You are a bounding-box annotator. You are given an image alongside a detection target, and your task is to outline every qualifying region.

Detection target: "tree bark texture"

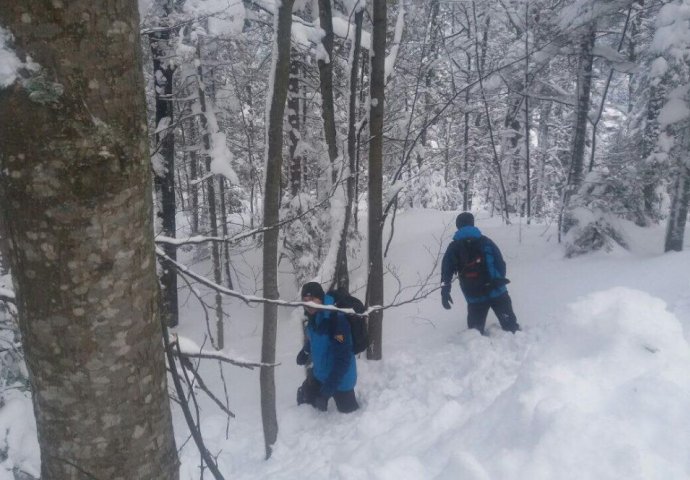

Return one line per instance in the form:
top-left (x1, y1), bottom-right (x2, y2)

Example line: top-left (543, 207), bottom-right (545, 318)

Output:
top-left (366, 0), bottom-right (387, 361)
top-left (0, 1), bottom-right (179, 479)
top-left (261, 0), bottom-right (295, 459)
top-left (149, 25), bottom-right (179, 328)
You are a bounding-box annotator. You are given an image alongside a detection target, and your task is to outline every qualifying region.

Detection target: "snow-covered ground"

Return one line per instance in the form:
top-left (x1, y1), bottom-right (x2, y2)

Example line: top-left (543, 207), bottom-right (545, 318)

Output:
top-left (2, 209), bottom-right (690, 480)
top-left (174, 210), bottom-right (690, 480)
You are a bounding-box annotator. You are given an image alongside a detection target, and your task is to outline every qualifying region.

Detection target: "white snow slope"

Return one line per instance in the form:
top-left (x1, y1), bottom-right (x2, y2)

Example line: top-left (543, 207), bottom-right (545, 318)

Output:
top-left (2, 209), bottom-right (690, 480)
top-left (173, 210), bottom-right (690, 480)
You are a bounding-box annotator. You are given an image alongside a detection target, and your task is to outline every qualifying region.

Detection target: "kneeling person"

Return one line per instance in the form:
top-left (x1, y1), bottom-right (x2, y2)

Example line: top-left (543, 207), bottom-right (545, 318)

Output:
top-left (296, 282), bottom-right (359, 413)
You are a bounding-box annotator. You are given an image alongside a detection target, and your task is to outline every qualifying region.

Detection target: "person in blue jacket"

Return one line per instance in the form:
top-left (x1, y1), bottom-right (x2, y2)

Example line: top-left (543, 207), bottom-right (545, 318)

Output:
top-left (296, 282), bottom-right (359, 413)
top-left (441, 212), bottom-right (520, 335)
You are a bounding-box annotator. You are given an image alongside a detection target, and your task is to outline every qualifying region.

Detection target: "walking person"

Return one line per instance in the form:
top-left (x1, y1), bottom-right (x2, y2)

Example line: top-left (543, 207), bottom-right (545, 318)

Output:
top-left (296, 282), bottom-right (359, 413)
top-left (441, 212), bottom-right (520, 335)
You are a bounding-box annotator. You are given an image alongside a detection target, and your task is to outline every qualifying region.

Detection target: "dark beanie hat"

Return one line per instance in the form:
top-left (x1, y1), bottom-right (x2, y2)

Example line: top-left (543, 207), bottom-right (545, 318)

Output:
top-left (301, 281), bottom-right (325, 301)
top-left (456, 212), bottom-right (475, 229)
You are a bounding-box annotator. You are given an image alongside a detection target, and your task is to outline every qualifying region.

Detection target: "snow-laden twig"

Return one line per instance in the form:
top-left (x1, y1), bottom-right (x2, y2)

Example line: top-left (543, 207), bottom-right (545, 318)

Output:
top-left (158, 241), bottom-right (445, 317)
top-left (174, 334), bottom-right (278, 369)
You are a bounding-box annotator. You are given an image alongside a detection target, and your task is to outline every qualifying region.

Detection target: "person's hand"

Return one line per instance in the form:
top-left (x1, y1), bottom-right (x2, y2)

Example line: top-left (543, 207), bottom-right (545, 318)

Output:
top-left (296, 349), bottom-right (310, 366)
top-left (441, 285), bottom-right (453, 310)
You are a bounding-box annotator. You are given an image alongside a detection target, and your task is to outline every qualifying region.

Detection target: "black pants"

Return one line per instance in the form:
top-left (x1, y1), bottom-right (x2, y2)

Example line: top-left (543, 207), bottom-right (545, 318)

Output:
top-left (467, 292), bottom-right (520, 335)
top-left (297, 370), bottom-right (359, 413)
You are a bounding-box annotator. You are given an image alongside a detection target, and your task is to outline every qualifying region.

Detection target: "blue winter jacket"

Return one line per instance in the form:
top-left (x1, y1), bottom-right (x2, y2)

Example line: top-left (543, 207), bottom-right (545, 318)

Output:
top-left (441, 226), bottom-right (508, 303)
top-left (304, 294), bottom-right (357, 397)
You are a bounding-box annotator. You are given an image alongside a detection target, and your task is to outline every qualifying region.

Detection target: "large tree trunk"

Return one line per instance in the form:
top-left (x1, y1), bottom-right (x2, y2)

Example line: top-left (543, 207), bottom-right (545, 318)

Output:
top-left (0, 1), bottom-right (179, 479)
top-left (366, 0), bottom-right (387, 361)
top-left (261, 0), bottom-right (295, 459)
top-left (149, 6), bottom-right (179, 328)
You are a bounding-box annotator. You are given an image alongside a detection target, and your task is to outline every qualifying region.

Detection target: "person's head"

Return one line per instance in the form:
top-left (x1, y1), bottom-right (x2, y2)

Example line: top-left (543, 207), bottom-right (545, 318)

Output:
top-left (301, 281), bottom-right (325, 315)
top-left (455, 212), bottom-right (475, 229)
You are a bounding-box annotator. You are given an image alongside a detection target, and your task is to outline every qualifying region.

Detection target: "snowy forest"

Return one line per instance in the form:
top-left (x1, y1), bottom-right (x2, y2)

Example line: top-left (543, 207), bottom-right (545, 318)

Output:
top-left (1, 0), bottom-right (690, 478)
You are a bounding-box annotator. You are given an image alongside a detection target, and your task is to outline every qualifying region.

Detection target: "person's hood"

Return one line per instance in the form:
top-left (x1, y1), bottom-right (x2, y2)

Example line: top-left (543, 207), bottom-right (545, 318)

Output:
top-left (453, 225), bottom-right (482, 241)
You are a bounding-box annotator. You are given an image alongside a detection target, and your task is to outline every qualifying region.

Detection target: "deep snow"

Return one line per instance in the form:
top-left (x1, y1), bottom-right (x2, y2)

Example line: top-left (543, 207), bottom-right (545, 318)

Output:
top-left (172, 210), bottom-right (690, 480)
top-left (2, 209), bottom-right (690, 480)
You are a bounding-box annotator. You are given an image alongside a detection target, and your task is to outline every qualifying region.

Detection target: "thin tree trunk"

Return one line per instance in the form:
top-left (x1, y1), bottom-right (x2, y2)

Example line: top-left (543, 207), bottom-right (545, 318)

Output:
top-left (261, 0), bottom-right (295, 459)
top-left (419, 0), bottom-right (441, 168)
top-left (366, 0), bottom-right (387, 361)
top-left (150, 21), bottom-right (179, 328)
top-left (0, 1), bottom-right (179, 478)
top-left (288, 48), bottom-right (302, 196)
top-left (664, 158), bottom-right (690, 252)
top-left (333, 7), bottom-right (365, 291)
top-left (245, 84), bottom-right (259, 229)
top-left (354, 48), bottom-right (369, 233)
top-left (472, 2), bottom-right (510, 223)
top-left (196, 42), bottom-right (225, 350)
top-left (318, 0), bottom-right (339, 179)
top-left (218, 177), bottom-right (233, 289)
top-left (317, 0), bottom-right (349, 289)
top-left (562, 22), bottom-right (596, 234)
top-left (189, 139), bottom-right (201, 234)
top-left (524, 2), bottom-right (531, 223)
top-left (534, 100), bottom-right (552, 217)
top-left (588, 8), bottom-right (631, 174)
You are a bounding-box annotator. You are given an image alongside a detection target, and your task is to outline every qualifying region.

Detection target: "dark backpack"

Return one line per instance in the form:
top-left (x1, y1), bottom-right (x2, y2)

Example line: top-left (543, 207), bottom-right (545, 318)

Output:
top-left (328, 289), bottom-right (369, 354)
top-left (457, 237), bottom-right (493, 296)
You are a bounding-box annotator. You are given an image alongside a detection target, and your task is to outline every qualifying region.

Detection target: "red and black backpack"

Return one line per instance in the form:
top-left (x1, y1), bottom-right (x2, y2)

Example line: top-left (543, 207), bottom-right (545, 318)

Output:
top-left (456, 237), bottom-right (492, 296)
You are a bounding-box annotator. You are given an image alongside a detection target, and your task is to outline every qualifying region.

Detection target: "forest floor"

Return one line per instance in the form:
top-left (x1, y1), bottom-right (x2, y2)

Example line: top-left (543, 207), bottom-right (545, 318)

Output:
top-left (173, 209), bottom-right (690, 480)
top-left (2, 209), bottom-right (689, 479)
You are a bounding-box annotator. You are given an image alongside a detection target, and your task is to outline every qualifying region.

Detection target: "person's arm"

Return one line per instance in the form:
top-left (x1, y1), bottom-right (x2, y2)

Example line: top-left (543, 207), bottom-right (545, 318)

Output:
top-left (320, 314), bottom-right (352, 398)
top-left (296, 339), bottom-right (311, 365)
top-left (441, 242), bottom-right (457, 286)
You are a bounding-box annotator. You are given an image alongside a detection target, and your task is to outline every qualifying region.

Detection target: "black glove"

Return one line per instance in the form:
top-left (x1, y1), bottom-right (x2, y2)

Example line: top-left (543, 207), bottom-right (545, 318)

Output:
top-left (296, 348), bottom-right (310, 366)
top-left (314, 395), bottom-right (328, 412)
top-left (441, 285), bottom-right (453, 310)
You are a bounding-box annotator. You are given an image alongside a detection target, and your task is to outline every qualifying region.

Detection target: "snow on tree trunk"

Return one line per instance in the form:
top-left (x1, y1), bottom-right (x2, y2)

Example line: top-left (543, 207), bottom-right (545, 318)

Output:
top-left (0, 1), bottom-right (179, 478)
top-left (261, 0), bottom-right (294, 459)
